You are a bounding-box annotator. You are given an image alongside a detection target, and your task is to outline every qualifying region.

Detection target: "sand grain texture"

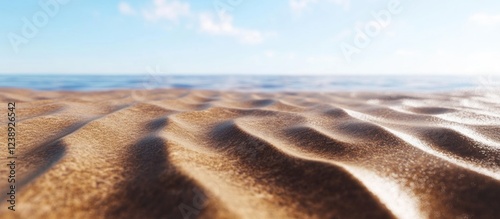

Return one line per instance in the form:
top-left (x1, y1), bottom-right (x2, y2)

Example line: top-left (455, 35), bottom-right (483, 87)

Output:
top-left (0, 88), bottom-right (499, 219)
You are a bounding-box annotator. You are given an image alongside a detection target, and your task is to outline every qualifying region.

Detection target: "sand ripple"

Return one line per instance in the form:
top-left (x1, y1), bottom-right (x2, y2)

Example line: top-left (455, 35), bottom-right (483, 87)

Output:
top-left (0, 88), bottom-right (499, 219)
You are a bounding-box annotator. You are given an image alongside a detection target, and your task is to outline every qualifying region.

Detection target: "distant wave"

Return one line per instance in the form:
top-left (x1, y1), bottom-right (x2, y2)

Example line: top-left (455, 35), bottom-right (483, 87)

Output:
top-left (0, 75), bottom-right (497, 92)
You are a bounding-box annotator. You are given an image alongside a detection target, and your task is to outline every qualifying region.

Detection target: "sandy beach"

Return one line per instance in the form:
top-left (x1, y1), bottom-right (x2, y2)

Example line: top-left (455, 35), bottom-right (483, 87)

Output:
top-left (0, 88), bottom-right (499, 219)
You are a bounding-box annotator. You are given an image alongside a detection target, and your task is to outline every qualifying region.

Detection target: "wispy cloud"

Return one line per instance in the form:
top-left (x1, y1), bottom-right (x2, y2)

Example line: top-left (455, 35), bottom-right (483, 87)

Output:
top-left (290, 0), bottom-right (350, 13)
top-left (469, 13), bottom-right (500, 26)
top-left (118, 2), bottom-right (136, 16)
top-left (199, 13), bottom-right (265, 44)
top-left (118, 1), bottom-right (266, 44)
top-left (142, 0), bottom-right (191, 22)
top-left (290, 0), bottom-right (318, 13)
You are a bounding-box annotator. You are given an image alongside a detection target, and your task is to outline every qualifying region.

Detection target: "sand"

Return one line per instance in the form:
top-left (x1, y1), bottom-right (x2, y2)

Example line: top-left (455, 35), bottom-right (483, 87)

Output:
top-left (0, 88), bottom-right (499, 219)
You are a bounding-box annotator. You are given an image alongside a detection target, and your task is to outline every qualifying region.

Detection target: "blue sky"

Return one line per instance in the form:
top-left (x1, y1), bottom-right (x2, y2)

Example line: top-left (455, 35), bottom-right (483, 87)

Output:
top-left (1, 0), bottom-right (499, 75)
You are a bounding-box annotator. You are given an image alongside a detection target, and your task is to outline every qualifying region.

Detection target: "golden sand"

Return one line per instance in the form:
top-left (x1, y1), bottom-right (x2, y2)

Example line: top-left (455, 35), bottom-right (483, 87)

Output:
top-left (0, 88), bottom-right (499, 218)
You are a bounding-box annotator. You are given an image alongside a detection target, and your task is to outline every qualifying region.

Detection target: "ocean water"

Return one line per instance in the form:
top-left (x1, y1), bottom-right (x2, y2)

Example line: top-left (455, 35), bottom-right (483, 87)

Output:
top-left (0, 74), bottom-right (497, 92)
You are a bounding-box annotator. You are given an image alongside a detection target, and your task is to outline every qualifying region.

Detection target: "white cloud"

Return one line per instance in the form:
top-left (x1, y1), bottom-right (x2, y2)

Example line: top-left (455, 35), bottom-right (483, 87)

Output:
top-left (290, 0), bottom-right (318, 13)
top-left (199, 13), bottom-right (264, 44)
top-left (142, 0), bottom-right (190, 22)
top-left (118, 0), bottom-right (267, 45)
top-left (290, 0), bottom-right (350, 13)
top-left (118, 2), bottom-right (136, 16)
top-left (469, 13), bottom-right (500, 26)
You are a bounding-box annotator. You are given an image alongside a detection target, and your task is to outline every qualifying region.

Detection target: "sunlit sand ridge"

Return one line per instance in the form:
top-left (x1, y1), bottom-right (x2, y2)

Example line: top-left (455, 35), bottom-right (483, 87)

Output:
top-left (0, 88), bottom-right (499, 219)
